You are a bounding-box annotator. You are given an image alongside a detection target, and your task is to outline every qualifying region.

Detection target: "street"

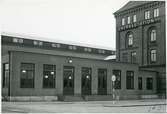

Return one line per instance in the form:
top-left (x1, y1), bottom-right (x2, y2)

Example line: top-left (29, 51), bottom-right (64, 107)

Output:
top-left (2, 99), bottom-right (166, 113)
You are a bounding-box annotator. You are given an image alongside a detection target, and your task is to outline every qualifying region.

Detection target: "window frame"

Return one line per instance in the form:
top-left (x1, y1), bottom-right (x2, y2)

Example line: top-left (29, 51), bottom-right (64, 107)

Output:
top-left (145, 11), bottom-right (150, 19)
top-left (122, 52), bottom-right (128, 62)
top-left (122, 18), bottom-right (125, 26)
top-left (127, 16), bottom-right (131, 24)
top-left (150, 49), bottom-right (157, 63)
top-left (154, 8), bottom-right (159, 17)
top-left (2, 63), bottom-right (9, 88)
top-left (113, 70), bottom-right (121, 89)
top-left (98, 68), bottom-right (107, 89)
top-left (138, 77), bottom-right (142, 90)
top-left (146, 77), bottom-right (153, 90)
top-left (126, 71), bottom-right (134, 89)
top-left (131, 51), bottom-right (137, 63)
top-left (43, 64), bottom-right (56, 88)
top-left (127, 33), bottom-right (133, 47)
top-left (133, 15), bottom-right (137, 22)
top-left (150, 29), bottom-right (156, 42)
top-left (20, 63), bottom-right (35, 88)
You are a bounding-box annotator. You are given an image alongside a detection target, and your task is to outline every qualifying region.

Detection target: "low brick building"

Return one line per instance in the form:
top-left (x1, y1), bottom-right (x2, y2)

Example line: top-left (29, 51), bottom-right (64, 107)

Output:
top-left (2, 34), bottom-right (157, 101)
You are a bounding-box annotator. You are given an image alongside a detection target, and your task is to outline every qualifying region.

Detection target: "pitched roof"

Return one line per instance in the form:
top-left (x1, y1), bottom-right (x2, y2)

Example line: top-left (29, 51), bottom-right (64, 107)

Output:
top-left (114, 1), bottom-right (152, 14)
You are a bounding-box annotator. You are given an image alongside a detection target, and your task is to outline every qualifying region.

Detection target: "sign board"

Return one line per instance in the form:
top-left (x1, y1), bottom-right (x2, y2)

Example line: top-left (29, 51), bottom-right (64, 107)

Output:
top-left (111, 75), bottom-right (116, 82)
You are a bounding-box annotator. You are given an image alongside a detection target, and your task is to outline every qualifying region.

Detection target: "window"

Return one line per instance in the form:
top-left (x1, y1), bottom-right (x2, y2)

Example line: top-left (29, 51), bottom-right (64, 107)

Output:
top-left (151, 49), bottom-right (157, 62)
top-left (20, 63), bottom-right (35, 88)
top-left (122, 18), bottom-right (125, 25)
top-left (43, 64), bottom-right (56, 88)
top-left (133, 15), bottom-right (137, 22)
top-left (13, 38), bottom-right (23, 43)
top-left (127, 16), bottom-right (131, 24)
top-left (98, 69), bottom-right (107, 89)
top-left (84, 48), bottom-right (92, 52)
top-left (154, 8), bottom-right (159, 17)
top-left (69, 45), bottom-right (77, 50)
top-left (146, 77), bottom-right (153, 90)
top-left (122, 52), bottom-right (128, 62)
top-left (128, 34), bottom-right (133, 46)
top-left (3, 63), bottom-right (9, 88)
top-left (113, 70), bottom-right (121, 89)
top-left (33, 41), bottom-right (43, 46)
top-left (145, 11), bottom-right (150, 19)
top-left (138, 77), bottom-right (142, 90)
top-left (126, 71), bottom-right (134, 89)
top-left (51, 43), bottom-right (61, 48)
top-left (81, 67), bottom-right (92, 95)
top-left (131, 51), bottom-right (137, 63)
top-left (150, 29), bottom-right (156, 42)
top-left (98, 49), bottom-right (105, 54)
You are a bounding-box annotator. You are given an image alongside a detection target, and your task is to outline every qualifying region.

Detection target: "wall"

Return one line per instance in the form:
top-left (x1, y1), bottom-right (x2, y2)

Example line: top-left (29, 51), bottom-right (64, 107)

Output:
top-left (8, 51), bottom-right (157, 97)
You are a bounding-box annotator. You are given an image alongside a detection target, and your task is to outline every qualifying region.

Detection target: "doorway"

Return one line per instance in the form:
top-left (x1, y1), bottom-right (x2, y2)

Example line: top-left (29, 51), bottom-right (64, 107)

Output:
top-left (63, 66), bottom-right (74, 95)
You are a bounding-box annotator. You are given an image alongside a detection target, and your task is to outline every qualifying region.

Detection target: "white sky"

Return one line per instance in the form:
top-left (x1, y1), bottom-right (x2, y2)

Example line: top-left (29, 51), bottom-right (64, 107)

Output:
top-left (1, 0), bottom-right (129, 50)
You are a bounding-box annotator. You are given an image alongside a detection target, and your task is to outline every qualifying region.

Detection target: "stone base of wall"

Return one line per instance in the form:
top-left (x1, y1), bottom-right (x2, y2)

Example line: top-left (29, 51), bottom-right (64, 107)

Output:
top-left (2, 94), bottom-right (164, 102)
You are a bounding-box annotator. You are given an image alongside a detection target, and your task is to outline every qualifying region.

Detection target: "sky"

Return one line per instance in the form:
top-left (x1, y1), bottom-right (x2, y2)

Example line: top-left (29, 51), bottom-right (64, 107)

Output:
top-left (1, 0), bottom-right (129, 50)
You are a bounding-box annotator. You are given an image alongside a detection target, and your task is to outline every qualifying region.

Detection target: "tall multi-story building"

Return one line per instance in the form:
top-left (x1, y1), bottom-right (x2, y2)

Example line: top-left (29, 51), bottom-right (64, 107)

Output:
top-left (114, 1), bottom-right (166, 94)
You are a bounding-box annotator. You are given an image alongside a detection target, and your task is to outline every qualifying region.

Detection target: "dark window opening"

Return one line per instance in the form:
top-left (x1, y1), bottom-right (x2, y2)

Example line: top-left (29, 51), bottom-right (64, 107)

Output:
top-left (138, 77), bottom-right (142, 90)
top-left (131, 51), bottom-right (137, 63)
top-left (113, 70), bottom-right (121, 89)
top-left (147, 78), bottom-right (153, 90)
top-left (122, 52), bottom-right (128, 62)
top-left (3, 63), bottom-right (9, 88)
top-left (126, 71), bottom-right (134, 89)
top-left (43, 64), bottom-right (56, 88)
top-left (98, 69), bottom-right (107, 89)
top-left (20, 63), bottom-right (35, 88)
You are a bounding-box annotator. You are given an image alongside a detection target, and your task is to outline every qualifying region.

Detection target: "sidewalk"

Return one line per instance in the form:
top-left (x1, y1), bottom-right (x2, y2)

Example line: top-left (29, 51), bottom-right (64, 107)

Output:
top-left (2, 99), bottom-right (166, 113)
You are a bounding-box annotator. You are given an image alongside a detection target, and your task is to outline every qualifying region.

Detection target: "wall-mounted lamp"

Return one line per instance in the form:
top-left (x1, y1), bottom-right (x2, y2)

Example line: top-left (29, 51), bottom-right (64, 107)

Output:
top-left (68, 58), bottom-right (73, 63)
top-left (22, 70), bottom-right (26, 73)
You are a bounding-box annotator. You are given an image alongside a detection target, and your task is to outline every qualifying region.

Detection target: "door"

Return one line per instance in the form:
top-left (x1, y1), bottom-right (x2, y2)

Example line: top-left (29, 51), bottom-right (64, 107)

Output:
top-left (63, 66), bottom-right (74, 95)
top-left (81, 67), bottom-right (92, 95)
top-left (98, 69), bottom-right (107, 95)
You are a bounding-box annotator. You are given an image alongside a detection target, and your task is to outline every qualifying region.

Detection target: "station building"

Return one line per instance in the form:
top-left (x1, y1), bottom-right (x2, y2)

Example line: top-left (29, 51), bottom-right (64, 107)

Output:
top-left (1, 1), bottom-right (165, 101)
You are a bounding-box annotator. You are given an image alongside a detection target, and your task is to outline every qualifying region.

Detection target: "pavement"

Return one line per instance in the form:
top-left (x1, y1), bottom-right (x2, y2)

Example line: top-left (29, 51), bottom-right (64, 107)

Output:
top-left (2, 99), bottom-right (166, 113)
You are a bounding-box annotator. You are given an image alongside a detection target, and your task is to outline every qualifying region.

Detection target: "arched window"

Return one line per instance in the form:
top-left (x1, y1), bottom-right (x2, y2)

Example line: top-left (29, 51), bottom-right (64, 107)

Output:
top-left (150, 29), bottom-right (156, 42)
top-left (126, 32), bottom-right (133, 47)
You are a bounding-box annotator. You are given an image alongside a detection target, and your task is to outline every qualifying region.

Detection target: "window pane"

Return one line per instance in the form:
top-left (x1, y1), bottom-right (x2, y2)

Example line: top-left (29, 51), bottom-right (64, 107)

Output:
top-left (43, 64), bottom-right (56, 88)
top-left (98, 69), bottom-right (107, 89)
top-left (127, 34), bottom-right (133, 47)
top-left (113, 70), bottom-right (121, 89)
top-left (3, 63), bottom-right (9, 88)
top-left (122, 18), bottom-right (125, 25)
top-left (147, 78), bottom-right (153, 90)
top-left (127, 16), bottom-right (130, 24)
top-left (151, 50), bottom-right (157, 62)
top-left (138, 77), bottom-right (142, 90)
top-left (133, 15), bottom-right (136, 22)
top-left (131, 52), bottom-right (137, 63)
top-left (151, 30), bottom-right (156, 41)
top-left (126, 71), bottom-right (134, 89)
top-left (122, 53), bottom-right (128, 62)
top-left (20, 63), bottom-right (35, 88)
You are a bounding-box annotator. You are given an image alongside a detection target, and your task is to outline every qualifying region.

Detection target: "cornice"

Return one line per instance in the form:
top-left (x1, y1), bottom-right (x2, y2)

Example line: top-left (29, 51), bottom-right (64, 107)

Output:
top-left (114, 1), bottom-right (165, 18)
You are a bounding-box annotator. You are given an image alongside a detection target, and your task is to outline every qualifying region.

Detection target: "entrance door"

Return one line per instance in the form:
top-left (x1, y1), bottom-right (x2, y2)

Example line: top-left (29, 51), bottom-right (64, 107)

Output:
top-left (98, 69), bottom-right (107, 95)
top-left (81, 67), bottom-right (92, 95)
top-left (63, 66), bottom-right (74, 95)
